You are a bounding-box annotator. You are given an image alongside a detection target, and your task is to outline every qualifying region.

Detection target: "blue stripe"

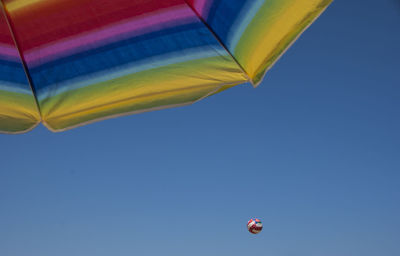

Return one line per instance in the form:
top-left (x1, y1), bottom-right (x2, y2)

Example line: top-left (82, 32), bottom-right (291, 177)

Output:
top-left (30, 22), bottom-right (222, 91)
top-left (0, 59), bottom-right (30, 91)
top-left (206, 0), bottom-right (248, 45)
top-left (36, 46), bottom-right (227, 101)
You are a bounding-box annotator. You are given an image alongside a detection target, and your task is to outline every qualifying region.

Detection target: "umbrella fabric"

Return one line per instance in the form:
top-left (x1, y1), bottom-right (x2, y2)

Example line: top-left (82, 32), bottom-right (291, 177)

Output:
top-left (0, 0), bottom-right (331, 133)
top-left (0, 8), bottom-right (39, 133)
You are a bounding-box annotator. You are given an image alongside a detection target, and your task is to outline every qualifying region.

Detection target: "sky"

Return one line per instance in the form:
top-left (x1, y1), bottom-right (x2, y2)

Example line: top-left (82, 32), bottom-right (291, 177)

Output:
top-left (1, 0), bottom-right (399, 255)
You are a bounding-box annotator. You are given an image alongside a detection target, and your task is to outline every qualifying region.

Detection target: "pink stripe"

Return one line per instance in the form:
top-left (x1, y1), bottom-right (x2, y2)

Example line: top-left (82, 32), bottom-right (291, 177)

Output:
top-left (193, 0), bottom-right (213, 17)
top-left (0, 43), bottom-right (19, 60)
top-left (194, 0), bottom-right (207, 15)
top-left (24, 6), bottom-right (196, 67)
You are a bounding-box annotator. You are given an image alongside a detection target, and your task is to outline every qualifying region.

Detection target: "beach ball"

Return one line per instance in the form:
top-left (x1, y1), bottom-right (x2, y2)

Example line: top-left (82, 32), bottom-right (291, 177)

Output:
top-left (247, 218), bottom-right (263, 234)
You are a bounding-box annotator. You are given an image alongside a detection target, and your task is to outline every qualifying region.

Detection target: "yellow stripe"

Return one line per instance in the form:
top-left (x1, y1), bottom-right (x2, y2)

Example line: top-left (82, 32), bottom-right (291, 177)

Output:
top-left (235, 0), bottom-right (332, 83)
top-left (0, 90), bottom-right (40, 133)
top-left (40, 56), bottom-right (247, 130)
top-left (44, 83), bottom-right (228, 131)
top-left (250, 0), bottom-right (330, 76)
top-left (0, 90), bottom-right (40, 120)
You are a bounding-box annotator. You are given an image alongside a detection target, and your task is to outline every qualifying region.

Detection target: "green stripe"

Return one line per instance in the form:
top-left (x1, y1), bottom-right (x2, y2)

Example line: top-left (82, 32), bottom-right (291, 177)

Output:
top-left (0, 89), bottom-right (39, 133)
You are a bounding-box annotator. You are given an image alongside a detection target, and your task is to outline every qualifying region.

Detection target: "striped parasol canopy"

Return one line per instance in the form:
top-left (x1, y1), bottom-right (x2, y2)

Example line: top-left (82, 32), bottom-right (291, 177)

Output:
top-left (0, 0), bottom-right (332, 133)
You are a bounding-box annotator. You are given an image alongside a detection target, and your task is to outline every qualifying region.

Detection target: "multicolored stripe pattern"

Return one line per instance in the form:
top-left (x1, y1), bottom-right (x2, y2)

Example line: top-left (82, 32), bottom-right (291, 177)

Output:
top-left (187, 0), bottom-right (332, 85)
top-left (3, 0), bottom-right (248, 131)
top-left (0, 0), bottom-right (331, 133)
top-left (0, 5), bottom-right (39, 133)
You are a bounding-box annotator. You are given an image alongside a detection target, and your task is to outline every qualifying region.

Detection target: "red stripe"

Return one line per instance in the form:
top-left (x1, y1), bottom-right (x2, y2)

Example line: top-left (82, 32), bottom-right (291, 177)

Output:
top-left (0, 12), bottom-right (14, 45)
top-left (6, 0), bottom-right (186, 51)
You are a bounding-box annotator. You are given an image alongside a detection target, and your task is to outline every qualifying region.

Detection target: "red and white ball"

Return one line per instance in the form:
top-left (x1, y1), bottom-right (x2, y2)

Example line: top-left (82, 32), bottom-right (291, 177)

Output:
top-left (247, 218), bottom-right (263, 234)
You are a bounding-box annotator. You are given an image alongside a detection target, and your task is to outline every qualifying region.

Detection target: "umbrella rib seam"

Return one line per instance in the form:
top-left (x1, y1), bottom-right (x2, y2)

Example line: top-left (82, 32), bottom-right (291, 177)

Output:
top-left (0, 0), bottom-right (43, 122)
top-left (183, 0), bottom-right (253, 85)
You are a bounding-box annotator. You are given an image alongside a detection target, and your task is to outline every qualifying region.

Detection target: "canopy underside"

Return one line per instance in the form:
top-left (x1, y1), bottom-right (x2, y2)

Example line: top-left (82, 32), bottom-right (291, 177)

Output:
top-left (0, 0), bottom-right (332, 133)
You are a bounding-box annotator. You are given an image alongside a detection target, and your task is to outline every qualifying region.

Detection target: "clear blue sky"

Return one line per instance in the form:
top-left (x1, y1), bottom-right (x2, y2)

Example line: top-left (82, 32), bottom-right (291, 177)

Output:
top-left (1, 1), bottom-right (399, 255)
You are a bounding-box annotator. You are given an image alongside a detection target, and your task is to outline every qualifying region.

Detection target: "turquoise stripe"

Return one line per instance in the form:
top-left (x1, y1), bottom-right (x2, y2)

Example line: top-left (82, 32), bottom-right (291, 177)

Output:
top-left (37, 46), bottom-right (229, 101)
top-left (0, 81), bottom-right (32, 95)
top-left (226, 0), bottom-right (265, 51)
